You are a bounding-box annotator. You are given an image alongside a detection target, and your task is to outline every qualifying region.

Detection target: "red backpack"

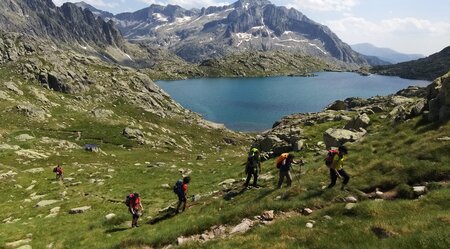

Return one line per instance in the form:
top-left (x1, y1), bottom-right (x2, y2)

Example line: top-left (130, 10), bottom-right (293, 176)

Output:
top-left (276, 153), bottom-right (289, 169)
top-left (324, 149), bottom-right (338, 167)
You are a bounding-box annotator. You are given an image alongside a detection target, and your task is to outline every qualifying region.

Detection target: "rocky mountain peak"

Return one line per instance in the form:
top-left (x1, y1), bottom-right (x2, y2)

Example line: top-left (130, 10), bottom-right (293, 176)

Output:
top-left (0, 0), bottom-right (124, 49)
top-left (233, 0), bottom-right (272, 8)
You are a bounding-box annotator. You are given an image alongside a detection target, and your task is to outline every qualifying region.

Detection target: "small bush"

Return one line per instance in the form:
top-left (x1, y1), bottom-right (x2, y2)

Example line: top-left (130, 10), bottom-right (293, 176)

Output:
top-left (396, 184), bottom-right (413, 199)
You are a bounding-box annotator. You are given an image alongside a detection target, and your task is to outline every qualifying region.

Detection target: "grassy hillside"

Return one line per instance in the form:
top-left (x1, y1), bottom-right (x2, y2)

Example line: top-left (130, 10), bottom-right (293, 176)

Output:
top-left (1, 70), bottom-right (449, 248)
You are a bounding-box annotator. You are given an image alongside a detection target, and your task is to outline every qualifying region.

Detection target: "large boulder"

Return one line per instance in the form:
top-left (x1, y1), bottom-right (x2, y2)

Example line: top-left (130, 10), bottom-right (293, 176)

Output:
top-left (326, 100), bottom-right (347, 111)
top-left (123, 127), bottom-right (144, 139)
top-left (323, 128), bottom-right (367, 149)
top-left (426, 71), bottom-right (450, 122)
top-left (344, 113), bottom-right (370, 130)
top-left (16, 104), bottom-right (47, 121)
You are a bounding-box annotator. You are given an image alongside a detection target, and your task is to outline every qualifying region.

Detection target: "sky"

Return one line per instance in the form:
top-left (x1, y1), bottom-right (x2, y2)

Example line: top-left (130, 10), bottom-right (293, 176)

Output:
top-left (53, 0), bottom-right (450, 56)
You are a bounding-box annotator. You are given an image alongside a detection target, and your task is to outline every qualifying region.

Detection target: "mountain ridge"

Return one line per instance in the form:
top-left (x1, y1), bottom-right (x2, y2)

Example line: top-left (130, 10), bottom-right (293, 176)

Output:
top-left (351, 43), bottom-right (424, 64)
top-left (76, 0), bottom-right (368, 65)
top-left (371, 46), bottom-right (450, 80)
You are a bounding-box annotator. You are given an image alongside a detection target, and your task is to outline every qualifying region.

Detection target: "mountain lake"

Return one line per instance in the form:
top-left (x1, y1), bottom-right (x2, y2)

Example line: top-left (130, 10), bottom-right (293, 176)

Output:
top-left (157, 72), bottom-right (430, 132)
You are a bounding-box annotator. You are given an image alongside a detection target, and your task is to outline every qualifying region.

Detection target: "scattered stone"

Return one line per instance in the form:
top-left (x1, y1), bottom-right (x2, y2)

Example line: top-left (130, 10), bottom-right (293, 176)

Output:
top-left (16, 104), bottom-right (47, 121)
top-left (345, 203), bottom-right (357, 210)
top-left (412, 186), bottom-right (427, 196)
top-left (46, 207), bottom-right (61, 218)
top-left (23, 167), bottom-right (44, 174)
top-left (262, 210), bottom-right (274, 221)
top-left (230, 218), bottom-right (253, 234)
top-left (323, 215), bottom-right (332, 220)
top-left (259, 173), bottom-right (274, 181)
top-left (92, 108), bottom-right (114, 118)
top-left (26, 185), bottom-right (35, 191)
top-left (326, 100), bottom-right (347, 111)
top-left (302, 208), bottom-right (313, 215)
top-left (123, 127), bottom-right (144, 139)
top-left (306, 222), bottom-right (314, 228)
top-left (30, 192), bottom-right (46, 200)
top-left (0, 144), bottom-right (20, 150)
top-left (344, 196), bottom-right (358, 203)
top-left (0, 90), bottom-right (13, 101)
top-left (69, 206), bottom-right (91, 214)
top-left (16, 245), bottom-right (32, 249)
top-left (196, 155), bottom-right (205, 160)
top-left (218, 179), bottom-right (236, 185)
top-left (344, 113), bottom-right (370, 130)
top-left (5, 238), bottom-right (32, 248)
top-left (161, 184), bottom-right (171, 189)
top-left (5, 81), bottom-right (24, 95)
top-left (0, 170), bottom-right (17, 179)
top-left (323, 128), bottom-right (367, 148)
top-left (15, 134), bottom-right (35, 141)
top-left (35, 200), bottom-right (59, 208)
top-left (105, 213), bottom-right (116, 220)
top-left (15, 149), bottom-right (48, 159)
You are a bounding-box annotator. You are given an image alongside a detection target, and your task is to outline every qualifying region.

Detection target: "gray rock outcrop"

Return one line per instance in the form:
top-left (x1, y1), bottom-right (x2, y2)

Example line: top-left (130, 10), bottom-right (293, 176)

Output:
top-left (344, 113), bottom-right (370, 130)
top-left (426, 71), bottom-right (450, 122)
top-left (323, 128), bottom-right (367, 149)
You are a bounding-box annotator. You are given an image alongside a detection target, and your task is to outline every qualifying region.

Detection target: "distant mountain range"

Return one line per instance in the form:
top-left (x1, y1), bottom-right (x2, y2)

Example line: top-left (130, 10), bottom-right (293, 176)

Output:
top-left (75, 0), bottom-right (367, 64)
top-left (371, 46), bottom-right (450, 80)
top-left (351, 43), bottom-right (424, 64)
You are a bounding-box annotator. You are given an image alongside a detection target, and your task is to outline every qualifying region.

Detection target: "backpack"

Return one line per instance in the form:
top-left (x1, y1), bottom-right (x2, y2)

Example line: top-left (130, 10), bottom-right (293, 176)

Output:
top-left (325, 149), bottom-right (338, 167)
top-left (276, 153), bottom-right (289, 169)
top-left (173, 179), bottom-right (183, 194)
top-left (53, 167), bottom-right (57, 173)
top-left (125, 193), bottom-right (135, 207)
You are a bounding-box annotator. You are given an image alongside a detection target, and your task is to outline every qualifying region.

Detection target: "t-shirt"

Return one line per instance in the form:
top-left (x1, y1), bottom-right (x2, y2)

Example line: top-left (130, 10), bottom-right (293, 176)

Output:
top-left (279, 159), bottom-right (292, 172)
top-left (333, 154), bottom-right (345, 170)
top-left (132, 197), bottom-right (141, 209)
top-left (247, 155), bottom-right (260, 168)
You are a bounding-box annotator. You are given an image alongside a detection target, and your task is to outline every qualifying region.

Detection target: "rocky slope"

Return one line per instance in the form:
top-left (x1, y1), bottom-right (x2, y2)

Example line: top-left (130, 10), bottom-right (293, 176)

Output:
top-left (371, 46), bottom-right (450, 80)
top-left (0, 0), bottom-right (124, 49)
top-left (251, 79), bottom-right (449, 158)
top-left (81, 0), bottom-right (368, 65)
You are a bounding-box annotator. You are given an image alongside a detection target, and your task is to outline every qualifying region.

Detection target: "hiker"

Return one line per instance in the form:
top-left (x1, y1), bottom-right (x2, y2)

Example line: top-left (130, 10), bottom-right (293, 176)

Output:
top-left (174, 176), bottom-right (190, 214)
top-left (277, 153), bottom-right (303, 188)
top-left (53, 165), bottom-right (64, 181)
top-left (327, 146), bottom-right (350, 190)
top-left (244, 148), bottom-right (261, 188)
top-left (126, 192), bottom-right (143, 228)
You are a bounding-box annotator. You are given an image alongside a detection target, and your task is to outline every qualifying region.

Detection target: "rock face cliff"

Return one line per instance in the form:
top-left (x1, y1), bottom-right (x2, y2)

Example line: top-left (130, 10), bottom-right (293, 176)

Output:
top-left (426, 71), bottom-right (450, 122)
top-left (0, 0), bottom-right (124, 49)
top-left (87, 0), bottom-right (366, 64)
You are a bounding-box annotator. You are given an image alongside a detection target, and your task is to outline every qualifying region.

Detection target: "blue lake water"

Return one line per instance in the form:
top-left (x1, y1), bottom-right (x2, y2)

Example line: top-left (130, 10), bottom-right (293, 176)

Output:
top-left (157, 72), bottom-right (429, 132)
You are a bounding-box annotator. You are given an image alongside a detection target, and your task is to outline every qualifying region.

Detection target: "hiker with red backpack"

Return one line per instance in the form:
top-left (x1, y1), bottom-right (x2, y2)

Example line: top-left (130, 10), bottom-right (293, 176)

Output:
top-left (174, 176), bottom-right (190, 214)
top-left (125, 192), bottom-right (144, 228)
top-left (244, 148), bottom-right (262, 189)
top-left (325, 146), bottom-right (350, 190)
top-left (276, 153), bottom-right (303, 188)
top-left (53, 165), bottom-right (64, 181)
